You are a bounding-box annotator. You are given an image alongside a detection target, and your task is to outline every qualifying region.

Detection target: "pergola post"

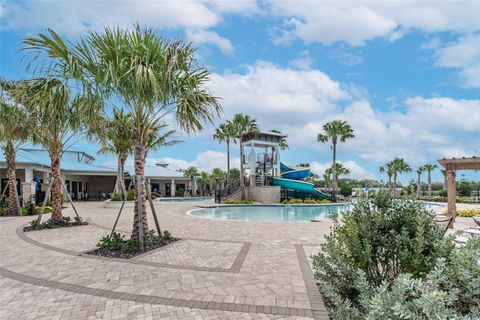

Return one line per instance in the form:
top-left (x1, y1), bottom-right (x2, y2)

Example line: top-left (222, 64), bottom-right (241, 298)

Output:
top-left (446, 168), bottom-right (456, 228)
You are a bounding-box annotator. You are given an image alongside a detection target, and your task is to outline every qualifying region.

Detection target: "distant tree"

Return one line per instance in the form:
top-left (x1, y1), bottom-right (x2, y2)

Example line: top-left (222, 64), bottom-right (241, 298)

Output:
top-left (441, 169), bottom-right (447, 189)
top-left (214, 122), bottom-right (236, 185)
top-left (457, 181), bottom-right (472, 197)
top-left (0, 83), bottom-right (31, 215)
top-left (228, 167), bottom-right (240, 182)
top-left (183, 166), bottom-right (199, 195)
top-left (416, 166), bottom-right (424, 197)
top-left (210, 168), bottom-right (226, 190)
top-left (379, 162), bottom-right (394, 190)
top-left (270, 129), bottom-right (288, 150)
top-left (423, 163), bottom-right (437, 196)
top-left (317, 120), bottom-right (354, 198)
top-left (228, 114), bottom-right (259, 199)
top-left (93, 108), bottom-right (133, 198)
top-left (197, 171), bottom-right (210, 196)
top-left (391, 158), bottom-right (412, 197)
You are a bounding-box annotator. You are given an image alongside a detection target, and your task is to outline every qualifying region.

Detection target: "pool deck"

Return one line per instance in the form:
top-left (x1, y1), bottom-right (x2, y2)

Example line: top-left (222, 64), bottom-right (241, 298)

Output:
top-left (0, 201), bottom-right (478, 320)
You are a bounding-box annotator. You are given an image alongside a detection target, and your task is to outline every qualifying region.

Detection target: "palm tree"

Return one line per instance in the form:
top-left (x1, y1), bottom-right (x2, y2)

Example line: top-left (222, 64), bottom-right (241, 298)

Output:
top-left (391, 158), bottom-right (412, 197)
top-left (183, 166), bottom-right (199, 196)
top-left (210, 168), bottom-right (226, 191)
top-left (197, 171), bottom-right (210, 196)
top-left (228, 113), bottom-right (259, 199)
top-left (270, 129), bottom-right (288, 150)
top-left (441, 169), bottom-right (447, 189)
top-left (0, 86), bottom-right (31, 215)
top-left (423, 163), bottom-right (437, 196)
top-left (92, 108), bottom-right (133, 198)
top-left (4, 78), bottom-right (99, 222)
top-left (416, 166), bottom-right (424, 197)
top-left (317, 120), bottom-right (354, 197)
top-left (325, 163), bottom-right (351, 183)
top-left (323, 172), bottom-right (331, 190)
top-left (24, 25), bottom-right (221, 240)
top-left (214, 122), bottom-right (235, 186)
top-left (379, 162), bottom-right (395, 190)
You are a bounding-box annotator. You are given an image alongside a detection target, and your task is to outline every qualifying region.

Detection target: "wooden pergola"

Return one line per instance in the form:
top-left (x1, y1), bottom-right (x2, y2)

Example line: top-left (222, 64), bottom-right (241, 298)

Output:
top-left (437, 156), bottom-right (480, 227)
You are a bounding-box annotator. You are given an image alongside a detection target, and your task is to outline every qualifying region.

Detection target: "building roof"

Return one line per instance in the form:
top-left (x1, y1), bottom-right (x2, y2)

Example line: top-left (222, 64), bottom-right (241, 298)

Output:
top-left (0, 149), bottom-right (117, 176)
top-left (438, 156), bottom-right (480, 170)
top-left (0, 148), bottom-right (188, 179)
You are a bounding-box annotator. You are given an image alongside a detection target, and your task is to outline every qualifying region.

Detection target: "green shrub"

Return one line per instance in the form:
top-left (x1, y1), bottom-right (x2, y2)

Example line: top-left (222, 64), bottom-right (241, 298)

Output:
top-left (97, 232), bottom-right (125, 250)
top-left (127, 189), bottom-right (134, 201)
top-left (110, 193), bottom-right (121, 201)
top-left (438, 189), bottom-right (448, 197)
top-left (322, 238), bottom-right (480, 319)
top-left (162, 230), bottom-right (172, 240)
top-left (176, 188), bottom-right (185, 197)
top-left (224, 199), bottom-right (253, 204)
top-left (312, 192), bottom-right (456, 319)
top-left (339, 183), bottom-right (353, 197)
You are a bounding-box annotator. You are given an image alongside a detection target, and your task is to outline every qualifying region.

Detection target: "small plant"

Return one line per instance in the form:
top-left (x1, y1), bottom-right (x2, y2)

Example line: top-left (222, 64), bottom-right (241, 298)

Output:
top-left (122, 239), bottom-right (140, 253)
top-left (127, 189), bottom-right (134, 201)
top-left (29, 219), bottom-right (38, 228)
top-left (443, 208), bottom-right (480, 217)
top-left (97, 232), bottom-right (125, 250)
top-left (163, 230), bottom-right (172, 240)
top-left (224, 199), bottom-right (254, 204)
top-left (74, 216), bottom-right (83, 224)
top-left (110, 193), bottom-right (121, 201)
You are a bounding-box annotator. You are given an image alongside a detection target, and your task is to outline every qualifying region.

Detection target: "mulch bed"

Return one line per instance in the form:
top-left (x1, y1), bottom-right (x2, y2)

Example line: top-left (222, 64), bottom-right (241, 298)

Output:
top-left (87, 236), bottom-right (179, 259)
top-left (23, 221), bottom-right (89, 232)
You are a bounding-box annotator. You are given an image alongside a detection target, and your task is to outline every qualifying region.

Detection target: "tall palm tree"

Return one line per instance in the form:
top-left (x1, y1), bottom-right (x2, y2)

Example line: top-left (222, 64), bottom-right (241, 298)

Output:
top-left (213, 122), bottom-right (235, 186)
top-left (391, 158), bottom-right (412, 197)
top-left (416, 166), bottom-right (424, 197)
top-left (0, 86), bottom-right (31, 215)
top-left (423, 163), bottom-right (437, 196)
top-left (228, 113), bottom-right (259, 199)
top-left (92, 108), bottom-right (133, 198)
top-left (24, 25), bottom-right (221, 240)
top-left (317, 120), bottom-right (354, 197)
top-left (323, 172), bottom-right (331, 190)
top-left (379, 162), bottom-right (395, 190)
top-left (441, 169), bottom-right (447, 189)
top-left (183, 166), bottom-right (199, 196)
top-left (4, 78), bottom-right (99, 222)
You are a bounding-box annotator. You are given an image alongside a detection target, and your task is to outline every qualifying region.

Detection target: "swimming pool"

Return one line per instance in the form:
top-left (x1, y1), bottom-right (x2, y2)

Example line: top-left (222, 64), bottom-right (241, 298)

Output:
top-left (188, 202), bottom-right (445, 222)
top-left (159, 197), bottom-right (213, 203)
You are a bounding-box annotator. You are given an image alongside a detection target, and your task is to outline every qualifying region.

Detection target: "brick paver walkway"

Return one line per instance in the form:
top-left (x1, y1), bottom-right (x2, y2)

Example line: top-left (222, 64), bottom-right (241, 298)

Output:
top-left (2, 201), bottom-right (474, 319)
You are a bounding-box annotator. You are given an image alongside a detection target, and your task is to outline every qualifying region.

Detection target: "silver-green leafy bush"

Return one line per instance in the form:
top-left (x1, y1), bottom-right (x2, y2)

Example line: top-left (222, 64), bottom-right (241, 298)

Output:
top-left (312, 191), bottom-right (479, 319)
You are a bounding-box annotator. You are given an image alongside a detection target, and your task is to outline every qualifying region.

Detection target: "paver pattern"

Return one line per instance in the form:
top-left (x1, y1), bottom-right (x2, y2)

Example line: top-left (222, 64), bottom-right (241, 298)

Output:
top-left (0, 201), bottom-right (476, 319)
top-left (134, 239), bottom-right (244, 269)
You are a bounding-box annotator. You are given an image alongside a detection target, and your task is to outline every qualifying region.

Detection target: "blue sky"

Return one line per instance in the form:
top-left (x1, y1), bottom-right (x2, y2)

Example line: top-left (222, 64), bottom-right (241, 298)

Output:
top-left (1, 0), bottom-right (479, 184)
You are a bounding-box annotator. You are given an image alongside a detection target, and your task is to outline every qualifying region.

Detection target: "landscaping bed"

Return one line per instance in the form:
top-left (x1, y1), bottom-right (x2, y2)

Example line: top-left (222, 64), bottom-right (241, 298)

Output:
top-left (87, 231), bottom-right (178, 259)
top-left (23, 216), bottom-right (88, 232)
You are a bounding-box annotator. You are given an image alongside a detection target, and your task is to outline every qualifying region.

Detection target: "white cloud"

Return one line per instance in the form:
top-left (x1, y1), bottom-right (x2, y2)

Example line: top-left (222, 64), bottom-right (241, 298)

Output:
top-left (187, 29), bottom-right (234, 54)
top-left (118, 150), bottom-right (240, 174)
top-left (310, 160), bottom-right (375, 180)
top-left (433, 34), bottom-right (480, 88)
top-left (209, 61), bottom-right (350, 128)
top-left (209, 62), bottom-right (480, 166)
top-left (267, 1), bottom-right (480, 46)
top-left (1, 1), bottom-right (220, 36)
top-left (290, 50), bottom-right (313, 70)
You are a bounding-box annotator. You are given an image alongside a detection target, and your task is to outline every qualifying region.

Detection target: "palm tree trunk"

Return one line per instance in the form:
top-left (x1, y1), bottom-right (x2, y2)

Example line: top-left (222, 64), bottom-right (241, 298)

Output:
top-left (226, 139), bottom-right (230, 186)
top-left (417, 173), bottom-right (421, 197)
top-left (388, 175), bottom-right (392, 190)
top-left (50, 151), bottom-right (63, 222)
top-left (114, 152), bottom-right (126, 197)
top-left (131, 138), bottom-right (148, 241)
top-left (393, 173), bottom-right (397, 197)
top-left (332, 142), bottom-right (337, 197)
top-left (239, 136), bottom-right (245, 200)
top-left (5, 143), bottom-right (19, 215)
top-left (427, 171), bottom-right (432, 196)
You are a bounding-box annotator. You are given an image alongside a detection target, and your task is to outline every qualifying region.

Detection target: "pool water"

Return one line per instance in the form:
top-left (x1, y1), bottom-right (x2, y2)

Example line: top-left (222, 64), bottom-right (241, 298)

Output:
top-left (159, 197), bottom-right (213, 203)
top-left (189, 203), bottom-right (445, 222)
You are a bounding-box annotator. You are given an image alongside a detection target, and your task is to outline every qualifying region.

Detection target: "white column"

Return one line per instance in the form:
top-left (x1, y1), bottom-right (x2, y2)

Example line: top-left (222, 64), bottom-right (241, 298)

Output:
top-left (249, 142), bottom-right (256, 186)
top-left (171, 179), bottom-right (176, 197)
top-left (24, 168), bottom-right (33, 183)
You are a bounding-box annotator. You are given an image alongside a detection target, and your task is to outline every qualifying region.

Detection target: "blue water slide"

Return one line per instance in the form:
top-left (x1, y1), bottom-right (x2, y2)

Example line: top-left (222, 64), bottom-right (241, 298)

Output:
top-left (273, 163), bottom-right (332, 200)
